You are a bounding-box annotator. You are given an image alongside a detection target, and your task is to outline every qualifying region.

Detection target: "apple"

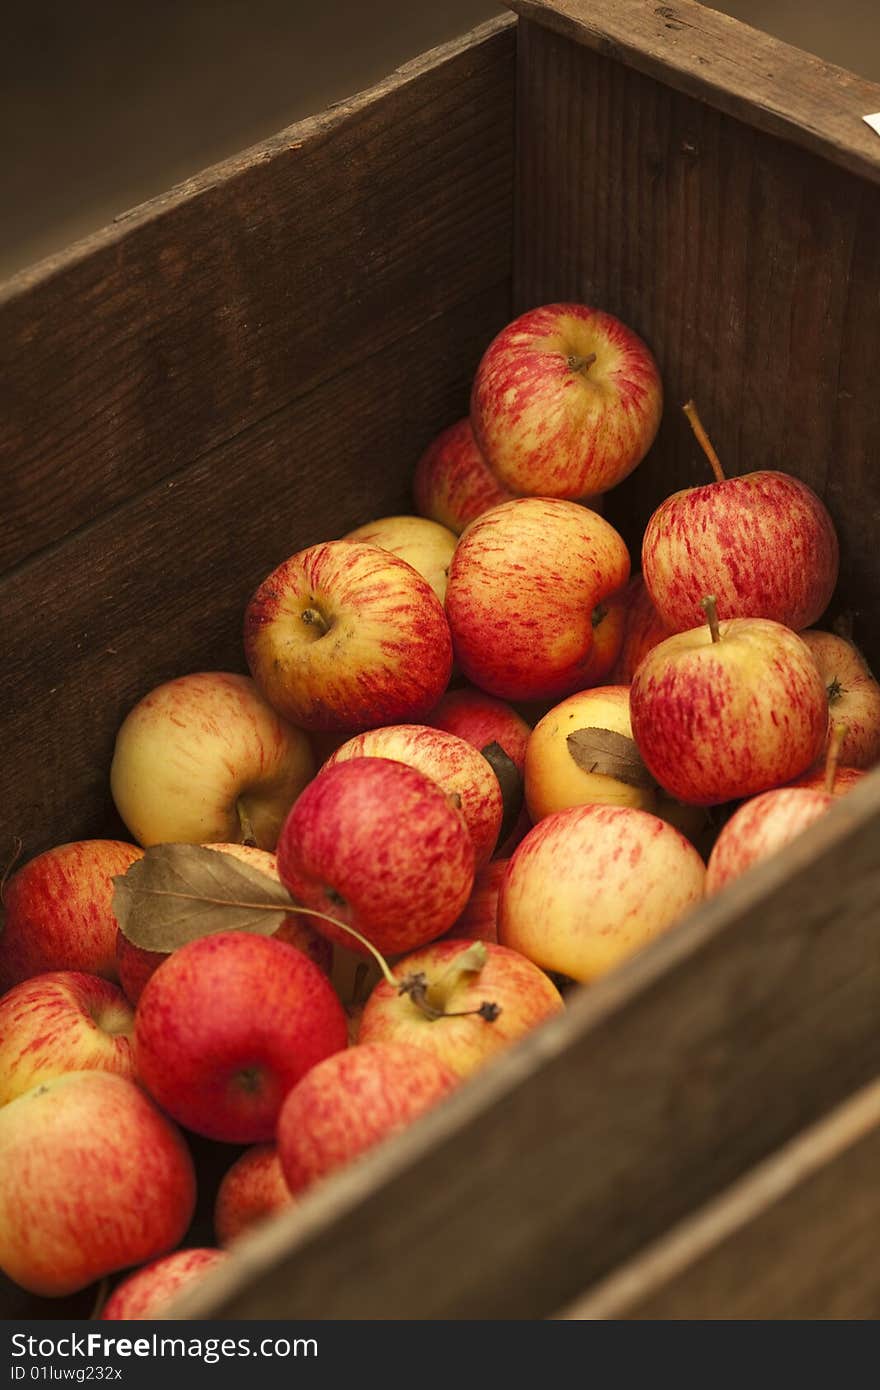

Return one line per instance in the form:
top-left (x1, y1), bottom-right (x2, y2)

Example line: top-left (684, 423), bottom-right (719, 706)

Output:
top-left (444, 858), bottom-right (509, 943)
top-left (413, 418), bottom-right (518, 534)
top-left (323, 725), bottom-right (502, 870)
top-left (426, 686), bottom-right (531, 769)
top-left (470, 303), bottom-right (662, 497)
top-left (0, 840), bottom-right (142, 992)
top-left (101, 1248), bottom-right (229, 1320)
top-left (630, 602), bottom-right (828, 805)
top-left (425, 686), bottom-right (532, 856)
top-left (110, 672), bottom-right (314, 851)
top-left (610, 574), bottom-right (672, 683)
top-left (445, 497), bottom-right (630, 701)
top-left (359, 939), bottom-right (563, 1078)
top-left (0, 1071), bottom-right (195, 1296)
top-left (0, 972), bottom-right (135, 1105)
top-left (134, 931), bottom-right (348, 1143)
top-left (498, 804), bottom-right (705, 983)
top-left (341, 515), bottom-right (457, 603)
top-left (115, 842), bottom-right (332, 1005)
top-left (578, 589), bottom-right (629, 686)
top-left (706, 787), bottom-right (834, 895)
top-left (799, 629), bottom-right (880, 769)
top-left (525, 685), bottom-right (658, 822)
top-left (642, 402), bottom-right (839, 632)
top-left (277, 1041), bottom-right (458, 1194)
top-left (276, 757), bottom-right (475, 957)
top-left (413, 418), bottom-right (605, 534)
top-left (214, 1144), bottom-right (295, 1246)
top-left (243, 541), bottom-right (452, 732)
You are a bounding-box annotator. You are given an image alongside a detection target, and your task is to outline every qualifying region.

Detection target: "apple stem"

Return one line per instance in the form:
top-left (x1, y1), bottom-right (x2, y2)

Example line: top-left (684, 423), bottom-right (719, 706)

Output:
top-left (683, 400), bottom-right (726, 484)
top-left (701, 595), bottom-right (721, 643)
top-left (398, 972), bottom-right (501, 1023)
top-left (281, 905), bottom-right (399, 987)
top-left (0, 835), bottom-right (22, 905)
top-left (567, 352), bottom-right (597, 374)
top-left (236, 801), bottom-right (258, 848)
top-left (89, 1276), bottom-right (110, 1320)
top-left (824, 722), bottom-right (847, 795)
top-left (301, 607), bottom-right (329, 635)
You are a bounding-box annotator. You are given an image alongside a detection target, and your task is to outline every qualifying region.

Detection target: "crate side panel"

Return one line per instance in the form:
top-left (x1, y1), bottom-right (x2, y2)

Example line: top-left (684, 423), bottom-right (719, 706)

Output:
top-left (566, 1079), bottom-right (880, 1319)
top-left (516, 21), bottom-right (880, 662)
top-left (1, 284), bottom-right (509, 861)
top-left (0, 19), bottom-right (514, 574)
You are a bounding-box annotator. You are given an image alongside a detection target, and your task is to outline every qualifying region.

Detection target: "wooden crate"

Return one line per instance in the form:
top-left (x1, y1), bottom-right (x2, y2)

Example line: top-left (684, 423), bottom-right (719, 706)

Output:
top-left (2, 0), bottom-right (880, 1319)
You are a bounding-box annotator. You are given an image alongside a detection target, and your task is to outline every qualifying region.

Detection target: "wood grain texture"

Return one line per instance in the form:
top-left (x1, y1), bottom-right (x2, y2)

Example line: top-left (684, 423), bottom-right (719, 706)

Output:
top-left (507, 0), bottom-right (880, 183)
top-left (0, 16), bottom-right (514, 573)
top-left (564, 1078), bottom-right (880, 1318)
top-left (167, 771), bottom-right (880, 1319)
top-left (1, 285), bottom-right (509, 862)
top-left (515, 18), bottom-right (880, 665)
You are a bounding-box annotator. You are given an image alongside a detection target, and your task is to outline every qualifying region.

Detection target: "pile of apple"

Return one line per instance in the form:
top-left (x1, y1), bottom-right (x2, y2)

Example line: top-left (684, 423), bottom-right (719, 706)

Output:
top-left (2, 302), bottom-right (879, 1319)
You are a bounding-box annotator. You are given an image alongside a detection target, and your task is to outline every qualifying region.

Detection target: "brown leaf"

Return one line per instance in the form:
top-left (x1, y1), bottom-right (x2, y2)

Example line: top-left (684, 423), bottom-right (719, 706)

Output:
top-left (480, 741), bottom-right (524, 848)
top-left (112, 843), bottom-right (295, 953)
top-left (566, 727), bottom-right (655, 790)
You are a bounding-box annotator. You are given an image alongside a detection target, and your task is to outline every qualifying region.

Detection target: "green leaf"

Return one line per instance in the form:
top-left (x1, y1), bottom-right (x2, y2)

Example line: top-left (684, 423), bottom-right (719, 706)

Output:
top-left (480, 740), bottom-right (524, 848)
top-left (566, 727), bottom-right (655, 790)
top-left (112, 844), bottom-right (295, 953)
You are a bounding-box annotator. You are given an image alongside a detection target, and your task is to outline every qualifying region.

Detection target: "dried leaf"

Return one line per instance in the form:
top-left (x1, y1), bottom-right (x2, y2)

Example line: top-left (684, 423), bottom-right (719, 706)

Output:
top-left (113, 843), bottom-right (295, 953)
top-left (480, 741), bottom-right (524, 847)
top-left (566, 727), bottom-right (655, 790)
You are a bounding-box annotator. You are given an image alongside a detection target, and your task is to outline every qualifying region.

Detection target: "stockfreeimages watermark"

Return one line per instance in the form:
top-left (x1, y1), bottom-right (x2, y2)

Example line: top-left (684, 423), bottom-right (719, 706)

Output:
top-left (10, 1332), bottom-right (316, 1370)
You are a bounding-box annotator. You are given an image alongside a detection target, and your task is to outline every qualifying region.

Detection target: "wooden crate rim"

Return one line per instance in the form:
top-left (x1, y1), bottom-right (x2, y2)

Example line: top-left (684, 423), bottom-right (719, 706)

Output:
top-left (509, 0), bottom-right (880, 184)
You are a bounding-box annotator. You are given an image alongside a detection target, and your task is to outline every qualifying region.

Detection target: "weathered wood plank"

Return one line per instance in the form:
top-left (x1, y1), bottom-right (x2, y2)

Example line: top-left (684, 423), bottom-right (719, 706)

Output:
top-left (1, 284), bottom-right (510, 861)
top-left (168, 772), bottom-right (880, 1319)
top-left (564, 1078), bottom-right (880, 1319)
top-left (507, 0), bottom-right (880, 183)
top-left (0, 17), bottom-right (514, 574)
top-left (515, 18), bottom-right (880, 666)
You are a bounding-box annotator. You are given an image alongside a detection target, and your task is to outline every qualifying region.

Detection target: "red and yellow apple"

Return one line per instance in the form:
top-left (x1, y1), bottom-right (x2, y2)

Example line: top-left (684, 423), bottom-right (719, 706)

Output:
top-left (610, 574), bottom-right (672, 683)
top-left (413, 418), bottom-right (517, 534)
top-left (341, 515), bottom-right (457, 603)
top-left (244, 541), bottom-right (452, 732)
top-left (444, 858), bottom-right (509, 943)
top-left (525, 685), bottom-right (657, 821)
top-left (470, 303), bottom-right (662, 497)
top-left (0, 1071), bottom-right (195, 1296)
top-left (706, 787), bottom-right (834, 894)
top-left (0, 972), bottom-right (135, 1105)
top-left (276, 757), bottom-right (475, 957)
top-left (323, 724), bottom-right (502, 870)
top-left (642, 404), bottom-right (838, 632)
top-left (630, 609), bottom-right (828, 805)
top-left (800, 628), bottom-right (880, 769)
top-left (277, 1041), bottom-right (458, 1193)
top-left (0, 839), bottom-right (142, 992)
top-left (101, 1248), bottom-right (229, 1319)
top-left (445, 497), bottom-right (630, 701)
top-left (214, 1144), bottom-right (295, 1246)
top-left (110, 672), bottom-right (314, 851)
top-left (425, 685), bottom-right (532, 855)
top-left (134, 931), bottom-right (348, 1143)
top-left (498, 804), bottom-right (706, 983)
top-left (360, 939), bottom-right (563, 1077)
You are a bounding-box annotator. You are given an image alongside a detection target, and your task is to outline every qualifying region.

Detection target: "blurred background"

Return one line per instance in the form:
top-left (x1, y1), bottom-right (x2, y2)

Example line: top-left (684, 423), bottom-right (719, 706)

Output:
top-left (3, 0), bottom-right (880, 281)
